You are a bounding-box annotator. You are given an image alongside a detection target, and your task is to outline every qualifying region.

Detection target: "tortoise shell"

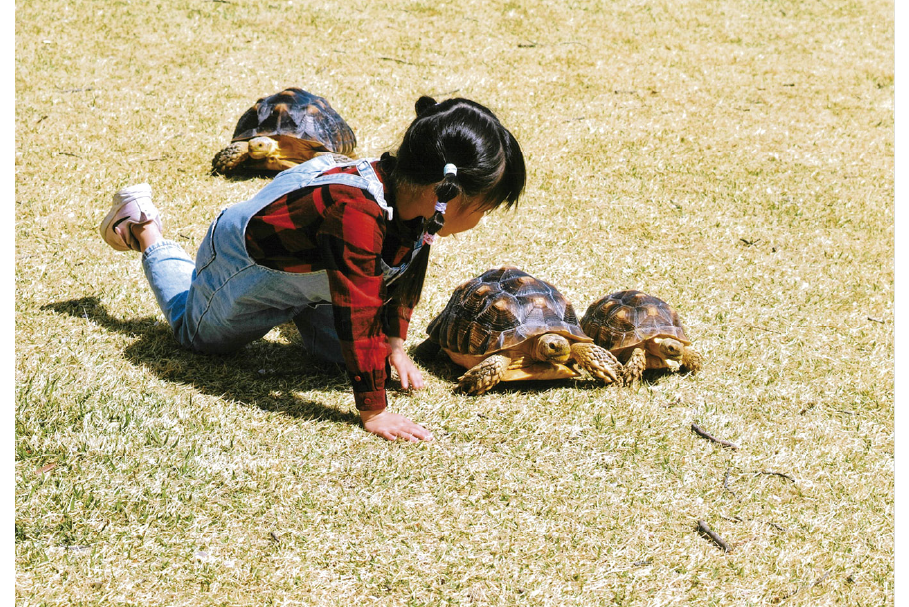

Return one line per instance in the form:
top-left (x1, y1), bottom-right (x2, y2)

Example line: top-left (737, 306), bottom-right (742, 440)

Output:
top-left (426, 266), bottom-right (590, 356)
top-left (580, 290), bottom-right (690, 354)
top-left (229, 87), bottom-right (356, 155)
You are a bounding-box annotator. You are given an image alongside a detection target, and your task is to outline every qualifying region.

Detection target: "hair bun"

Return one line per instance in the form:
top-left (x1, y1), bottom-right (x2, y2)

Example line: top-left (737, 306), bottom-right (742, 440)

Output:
top-left (415, 96), bottom-right (438, 116)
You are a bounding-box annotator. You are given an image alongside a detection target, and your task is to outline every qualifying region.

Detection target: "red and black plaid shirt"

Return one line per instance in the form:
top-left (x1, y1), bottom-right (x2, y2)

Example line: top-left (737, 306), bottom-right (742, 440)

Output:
top-left (245, 162), bottom-right (423, 411)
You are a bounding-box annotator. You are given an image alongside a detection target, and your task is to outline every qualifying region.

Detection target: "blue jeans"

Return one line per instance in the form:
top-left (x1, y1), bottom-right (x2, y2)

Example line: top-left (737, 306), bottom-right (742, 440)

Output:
top-left (142, 239), bottom-right (344, 363)
top-left (139, 155), bottom-right (395, 363)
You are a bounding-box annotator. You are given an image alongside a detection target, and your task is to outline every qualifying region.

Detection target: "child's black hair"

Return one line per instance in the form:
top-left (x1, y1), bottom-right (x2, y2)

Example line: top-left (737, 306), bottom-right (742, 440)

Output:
top-left (380, 96), bottom-right (526, 310)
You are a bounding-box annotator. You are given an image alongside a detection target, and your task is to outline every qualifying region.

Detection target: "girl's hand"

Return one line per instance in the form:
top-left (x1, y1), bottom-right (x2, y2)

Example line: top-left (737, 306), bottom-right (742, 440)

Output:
top-left (386, 337), bottom-right (424, 390)
top-left (360, 409), bottom-right (434, 442)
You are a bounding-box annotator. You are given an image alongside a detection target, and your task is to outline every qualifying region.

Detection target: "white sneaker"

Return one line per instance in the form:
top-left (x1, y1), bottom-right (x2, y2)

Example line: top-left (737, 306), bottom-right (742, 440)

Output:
top-left (99, 184), bottom-right (162, 252)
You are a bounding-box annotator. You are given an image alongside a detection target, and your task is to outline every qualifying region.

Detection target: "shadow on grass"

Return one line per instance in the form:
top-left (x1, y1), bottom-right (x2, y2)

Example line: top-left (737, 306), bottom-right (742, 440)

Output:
top-left (42, 297), bottom-right (361, 428)
top-left (209, 168), bottom-right (281, 181)
top-left (409, 338), bottom-right (683, 395)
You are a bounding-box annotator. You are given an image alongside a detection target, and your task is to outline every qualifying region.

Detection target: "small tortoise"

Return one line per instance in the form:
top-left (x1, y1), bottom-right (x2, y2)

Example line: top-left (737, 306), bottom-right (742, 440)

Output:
top-left (414, 266), bottom-right (621, 395)
top-left (211, 87), bottom-right (357, 175)
top-left (580, 290), bottom-right (703, 386)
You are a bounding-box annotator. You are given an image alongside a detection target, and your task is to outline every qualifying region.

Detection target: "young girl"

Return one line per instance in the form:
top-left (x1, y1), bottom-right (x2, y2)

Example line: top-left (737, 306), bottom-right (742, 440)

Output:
top-left (99, 96), bottom-right (526, 442)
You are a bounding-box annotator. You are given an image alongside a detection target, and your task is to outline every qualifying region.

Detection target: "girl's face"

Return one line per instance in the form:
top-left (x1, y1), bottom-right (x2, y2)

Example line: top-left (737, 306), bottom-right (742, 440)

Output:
top-left (436, 196), bottom-right (490, 237)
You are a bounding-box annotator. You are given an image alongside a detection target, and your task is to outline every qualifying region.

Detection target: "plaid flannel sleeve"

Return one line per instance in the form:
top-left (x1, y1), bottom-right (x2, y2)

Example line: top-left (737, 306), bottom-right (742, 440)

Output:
top-left (383, 300), bottom-right (413, 340)
top-left (317, 190), bottom-right (391, 411)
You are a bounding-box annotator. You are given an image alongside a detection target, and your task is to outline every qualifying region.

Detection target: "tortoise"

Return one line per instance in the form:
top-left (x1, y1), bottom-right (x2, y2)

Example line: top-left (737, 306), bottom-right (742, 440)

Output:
top-left (211, 87), bottom-right (357, 175)
top-left (413, 266), bottom-right (621, 395)
top-left (580, 290), bottom-right (703, 386)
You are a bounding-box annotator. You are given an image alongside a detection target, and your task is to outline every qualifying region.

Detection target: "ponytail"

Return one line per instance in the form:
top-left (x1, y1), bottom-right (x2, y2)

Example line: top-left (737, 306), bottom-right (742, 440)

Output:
top-left (387, 163), bottom-right (462, 309)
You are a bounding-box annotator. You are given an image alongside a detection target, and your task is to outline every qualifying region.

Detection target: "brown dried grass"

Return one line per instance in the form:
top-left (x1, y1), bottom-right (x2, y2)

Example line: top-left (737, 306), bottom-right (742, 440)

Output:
top-left (16, 0), bottom-right (893, 604)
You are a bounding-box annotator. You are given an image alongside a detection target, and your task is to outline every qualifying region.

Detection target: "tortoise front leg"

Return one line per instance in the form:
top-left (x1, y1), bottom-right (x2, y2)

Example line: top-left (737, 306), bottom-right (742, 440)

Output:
top-left (622, 347), bottom-right (647, 387)
top-left (458, 354), bottom-right (511, 395)
top-left (570, 342), bottom-right (620, 385)
top-left (211, 141), bottom-right (250, 174)
top-left (681, 346), bottom-right (703, 374)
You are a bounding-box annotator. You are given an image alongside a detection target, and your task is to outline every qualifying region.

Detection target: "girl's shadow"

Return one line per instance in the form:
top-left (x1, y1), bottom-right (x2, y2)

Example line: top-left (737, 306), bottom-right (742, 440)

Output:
top-left (42, 297), bottom-right (360, 427)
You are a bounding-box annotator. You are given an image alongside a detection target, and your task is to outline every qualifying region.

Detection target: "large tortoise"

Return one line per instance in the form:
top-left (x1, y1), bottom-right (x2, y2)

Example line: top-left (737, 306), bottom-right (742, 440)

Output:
top-left (211, 87), bottom-right (357, 175)
top-left (580, 290), bottom-right (703, 386)
top-left (414, 266), bottom-right (621, 395)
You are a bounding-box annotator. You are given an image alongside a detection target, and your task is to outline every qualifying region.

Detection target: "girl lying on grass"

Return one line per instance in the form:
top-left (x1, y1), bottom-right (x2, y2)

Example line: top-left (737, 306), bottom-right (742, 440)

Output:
top-left (98, 96), bottom-right (526, 442)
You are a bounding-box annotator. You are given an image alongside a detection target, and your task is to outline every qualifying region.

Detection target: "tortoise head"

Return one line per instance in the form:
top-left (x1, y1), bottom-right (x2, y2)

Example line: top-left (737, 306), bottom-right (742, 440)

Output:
top-left (247, 136), bottom-right (279, 159)
top-left (533, 334), bottom-right (571, 364)
top-left (652, 337), bottom-right (684, 361)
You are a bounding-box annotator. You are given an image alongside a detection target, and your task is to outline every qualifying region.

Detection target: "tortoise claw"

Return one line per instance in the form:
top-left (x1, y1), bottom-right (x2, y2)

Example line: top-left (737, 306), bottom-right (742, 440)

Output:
top-left (571, 342), bottom-right (621, 385)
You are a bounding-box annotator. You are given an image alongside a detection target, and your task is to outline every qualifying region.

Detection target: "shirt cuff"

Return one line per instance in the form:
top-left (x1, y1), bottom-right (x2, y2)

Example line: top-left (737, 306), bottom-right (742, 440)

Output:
top-left (353, 389), bottom-right (387, 411)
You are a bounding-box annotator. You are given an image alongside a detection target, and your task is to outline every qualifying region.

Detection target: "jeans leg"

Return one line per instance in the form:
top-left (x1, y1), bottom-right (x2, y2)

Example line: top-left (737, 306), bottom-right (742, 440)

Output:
top-left (292, 303), bottom-right (345, 364)
top-left (142, 240), bottom-right (195, 332)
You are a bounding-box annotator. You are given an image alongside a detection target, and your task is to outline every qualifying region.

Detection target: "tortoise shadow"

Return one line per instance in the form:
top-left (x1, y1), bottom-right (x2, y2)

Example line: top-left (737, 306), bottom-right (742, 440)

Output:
top-left (42, 297), bottom-right (360, 427)
top-left (209, 169), bottom-right (281, 182)
top-left (409, 342), bottom-right (686, 395)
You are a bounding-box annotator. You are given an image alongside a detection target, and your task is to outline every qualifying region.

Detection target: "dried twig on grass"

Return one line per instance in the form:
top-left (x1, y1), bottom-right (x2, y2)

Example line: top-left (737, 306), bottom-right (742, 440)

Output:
top-left (380, 56), bottom-right (417, 66)
top-left (755, 470), bottom-right (796, 483)
top-left (691, 423), bottom-right (740, 450)
top-left (813, 569), bottom-right (832, 587)
top-left (696, 520), bottom-right (731, 552)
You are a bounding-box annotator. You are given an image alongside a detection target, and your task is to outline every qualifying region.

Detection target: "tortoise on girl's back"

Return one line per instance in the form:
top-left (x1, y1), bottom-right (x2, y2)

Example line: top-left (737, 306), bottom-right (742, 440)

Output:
top-left (211, 87), bottom-right (357, 175)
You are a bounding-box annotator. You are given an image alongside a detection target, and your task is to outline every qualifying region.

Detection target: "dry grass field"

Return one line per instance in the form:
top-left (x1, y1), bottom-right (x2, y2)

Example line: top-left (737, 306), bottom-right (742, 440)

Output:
top-left (15, 0), bottom-right (893, 605)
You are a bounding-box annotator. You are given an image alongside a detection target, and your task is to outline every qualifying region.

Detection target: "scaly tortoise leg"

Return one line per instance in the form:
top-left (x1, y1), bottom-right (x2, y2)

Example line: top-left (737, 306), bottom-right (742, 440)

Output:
top-left (570, 342), bottom-right (620, 385)
top-left (622, 347), bottom-right (647, 387)
top-left (458, 354), bottom-right (511, 395)
top-left (681, 346), bottom-right (703, 374)
top-left (211, 141), bottom-right (250, 174)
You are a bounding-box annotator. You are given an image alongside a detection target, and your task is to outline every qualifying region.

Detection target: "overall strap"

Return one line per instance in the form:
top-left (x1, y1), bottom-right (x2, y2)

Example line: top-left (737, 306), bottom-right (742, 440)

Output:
top-left (308, 157), bottom-right (394, 220)
top-left (353, 159), bottom-right (394, 220)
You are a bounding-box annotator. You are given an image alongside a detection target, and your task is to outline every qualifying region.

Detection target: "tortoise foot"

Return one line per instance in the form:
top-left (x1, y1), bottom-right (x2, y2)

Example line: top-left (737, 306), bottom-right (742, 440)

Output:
top-left (570, 342), bottom-right (620, 384)
top-left (211, 141), bottom-right (250, 174)
top-left (682, 346), bottom-right (703, 374)
top-left (621, 347), bottom-right (647, 388)
top-left (458, 354), bottom-right (510, 395)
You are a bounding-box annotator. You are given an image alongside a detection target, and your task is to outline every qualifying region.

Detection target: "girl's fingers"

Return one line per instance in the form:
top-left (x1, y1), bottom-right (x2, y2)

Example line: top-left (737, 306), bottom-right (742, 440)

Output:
top-left (407, 424), bottom-right (433, 441)
top-left (404, 366), bottom-right (424, 390)
top-left (390, 358), bottom-right (425, 391)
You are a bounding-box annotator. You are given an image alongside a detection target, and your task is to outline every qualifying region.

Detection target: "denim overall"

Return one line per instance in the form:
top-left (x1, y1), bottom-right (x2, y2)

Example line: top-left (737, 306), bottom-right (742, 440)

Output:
top-left (141, 155), bottom-right (417, 363)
